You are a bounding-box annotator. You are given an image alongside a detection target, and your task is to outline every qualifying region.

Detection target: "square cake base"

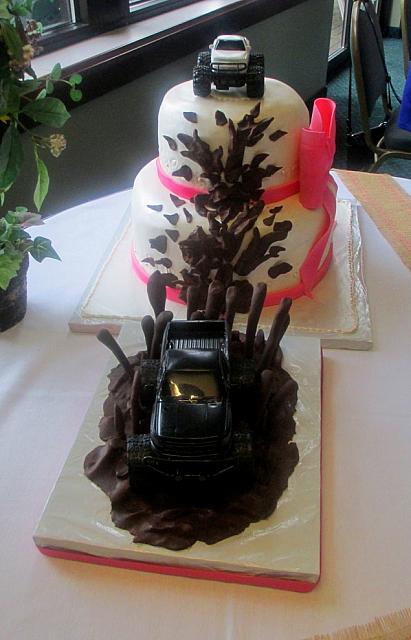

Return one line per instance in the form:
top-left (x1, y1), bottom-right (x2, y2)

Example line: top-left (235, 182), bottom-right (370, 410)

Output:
top-left (34, 325), bottom-right (322, 592)
top-left (69, 200), bottom-right (372, 350)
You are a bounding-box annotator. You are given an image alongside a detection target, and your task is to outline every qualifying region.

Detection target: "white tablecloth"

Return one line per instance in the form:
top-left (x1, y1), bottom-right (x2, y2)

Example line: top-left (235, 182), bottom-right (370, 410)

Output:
top-left (1, 175), bottom-right (411, 639)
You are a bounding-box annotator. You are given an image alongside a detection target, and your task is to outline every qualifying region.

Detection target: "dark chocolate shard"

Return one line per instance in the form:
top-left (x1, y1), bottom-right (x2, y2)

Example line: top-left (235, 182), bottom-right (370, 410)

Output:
top-left (142, 257), bottom-right (156, 267)
top-left (164, 213), bottom-right (179, 226)
top-left (147, 204), bottom-right (163, 212)
top-left (264, 164), bottom-right (282, 176)
top-left (170, 194), bottom-right (185, 208)
top-left (263, 215), bottom-right (276, 226)
top-left (250, 153), bottom-right (269, 168)
top-left (149, 235), bottom-right (167, 254)
top-left (270, 205), bottom-right (283, 215)
top-left (163, 135), bottom-right (178, 151)
top-left (215, 110), bottom-right (228, 126)
top-left (183, 208), bottom-right (193, 223)
top-left (155, 258), bottom-right (173, 269)
top-left (250, 102), bottom-right (261, 118)
top-left (183, 111), bottom-right (198, 123)
top-left (269, 129), bottom-right (287, 142)
top-left (263, 207), bottom-right (283, 226)
top-left (165, 229), bottom-right (180, 242)
top-left (172, 165), bottom-right (193, 181)
top-left (268, 262), bottom-right (293, 279)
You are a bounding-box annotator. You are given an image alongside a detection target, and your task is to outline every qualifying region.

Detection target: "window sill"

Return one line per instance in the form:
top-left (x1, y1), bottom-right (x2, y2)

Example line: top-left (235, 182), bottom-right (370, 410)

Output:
top-left (32, 0), bottom-right (306, 104)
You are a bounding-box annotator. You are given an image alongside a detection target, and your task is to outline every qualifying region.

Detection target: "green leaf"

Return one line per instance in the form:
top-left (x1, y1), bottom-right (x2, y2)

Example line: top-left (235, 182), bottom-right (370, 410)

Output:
top-left (21, 97), bottom-right (70, 127)
top-left (36, 88), bottom-right (47, 100)
top-left (0, 126), bottom-right (23, 191)
top-left (45, 79), bottom-right (54, 95)
top-left (0, 1), bottom-right (11, 20)
top-left (33, 155), bottom-right (49, 211)
top-left (50, 63), bottom-right (62, 81)
top-left (29, 236), bottom-right (60, 263)
top-left (69, 88), bottom-right (82, 103)
top-left (0, 22), bottom-right (23, 60)
top-left (0, 80), bottom-right (20, 114)
top-left (0, 252), bottom-right (23, 290)
top-left (69, 73), bottom-right (82, 86)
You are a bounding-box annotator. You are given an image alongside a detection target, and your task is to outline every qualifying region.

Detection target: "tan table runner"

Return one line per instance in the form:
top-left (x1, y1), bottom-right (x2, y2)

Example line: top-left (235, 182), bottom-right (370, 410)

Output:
top-left (335, 169), bottom-right (411, 270)
top-left (303, 607), bottom-right (411, 640)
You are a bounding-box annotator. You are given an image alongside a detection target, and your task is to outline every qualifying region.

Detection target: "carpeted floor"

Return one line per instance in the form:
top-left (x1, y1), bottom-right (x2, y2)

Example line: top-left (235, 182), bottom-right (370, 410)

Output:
top-left (327, 36), bottom-right (411, 178)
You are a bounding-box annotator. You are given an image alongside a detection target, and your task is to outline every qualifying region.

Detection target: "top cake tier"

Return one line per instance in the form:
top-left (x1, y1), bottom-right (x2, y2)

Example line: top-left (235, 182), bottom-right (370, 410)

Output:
top-left (158, 78), bottom-right (309, 192)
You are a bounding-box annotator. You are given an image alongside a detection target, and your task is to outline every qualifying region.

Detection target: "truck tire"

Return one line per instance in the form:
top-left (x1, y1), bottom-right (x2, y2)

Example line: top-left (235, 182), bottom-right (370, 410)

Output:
top-left (127, 434), bottom-right (153, 491)
top-left (197, 51), bottom-right (211, 66)
top-left (249, 53), bottom-right (264, 67)
top-left (230, 358), bottom-right (256, 390)
top-left (193, 64), bottom-right (211, 97)
top-left (139, 359), bottom-right (160, 406)
top-left (246, 65), bottom-right (265, 98)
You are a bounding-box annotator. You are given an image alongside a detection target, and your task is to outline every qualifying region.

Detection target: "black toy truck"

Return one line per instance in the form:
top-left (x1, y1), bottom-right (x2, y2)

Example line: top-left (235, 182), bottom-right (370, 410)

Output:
top-left (127, 320), bottom-right (254, 484)
top-left (193, 35), bottom-right (265, 98)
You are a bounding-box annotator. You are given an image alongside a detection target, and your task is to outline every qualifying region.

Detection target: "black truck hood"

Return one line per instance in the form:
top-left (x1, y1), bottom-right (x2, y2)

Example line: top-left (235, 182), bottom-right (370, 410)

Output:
top-left (156, 399), bottom-right (226, 439)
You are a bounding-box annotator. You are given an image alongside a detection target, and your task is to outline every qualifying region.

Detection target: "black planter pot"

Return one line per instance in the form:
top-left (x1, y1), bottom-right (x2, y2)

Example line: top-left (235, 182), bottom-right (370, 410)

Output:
top-left (0, 253), bottom-right (29, 332)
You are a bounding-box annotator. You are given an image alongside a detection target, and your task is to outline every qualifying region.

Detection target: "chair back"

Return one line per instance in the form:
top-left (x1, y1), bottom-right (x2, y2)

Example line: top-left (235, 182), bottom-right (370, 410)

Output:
top-left (351, 0), bottom-right (390, 139)
top-left (401, 0), bottom-right (411, 76)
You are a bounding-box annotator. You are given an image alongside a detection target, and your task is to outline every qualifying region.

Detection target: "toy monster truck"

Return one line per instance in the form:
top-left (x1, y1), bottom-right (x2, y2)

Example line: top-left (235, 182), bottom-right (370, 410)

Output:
top-left (127, 320), bottom-right (255, 484)
top-left (193, 35), bottom-right (265, 98)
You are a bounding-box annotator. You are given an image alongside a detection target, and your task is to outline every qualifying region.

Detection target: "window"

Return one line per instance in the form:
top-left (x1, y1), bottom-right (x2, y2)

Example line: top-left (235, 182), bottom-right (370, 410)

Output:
top-left (33, 0), bottom-right (74, 32)
top-left (34, 0), bottom-right (200, 51)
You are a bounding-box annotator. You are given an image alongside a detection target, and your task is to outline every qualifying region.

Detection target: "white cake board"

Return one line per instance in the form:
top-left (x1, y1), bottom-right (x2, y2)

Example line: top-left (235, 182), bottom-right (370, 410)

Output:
top-left (69, 200), bottom-right (372, 350)
top-left (34, 325), bottom-right (322, 592)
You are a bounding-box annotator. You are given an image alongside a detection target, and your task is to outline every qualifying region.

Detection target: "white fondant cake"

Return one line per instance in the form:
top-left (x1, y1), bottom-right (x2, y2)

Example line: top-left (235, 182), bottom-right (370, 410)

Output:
top-left (131, 77), bottom-right (336, 307)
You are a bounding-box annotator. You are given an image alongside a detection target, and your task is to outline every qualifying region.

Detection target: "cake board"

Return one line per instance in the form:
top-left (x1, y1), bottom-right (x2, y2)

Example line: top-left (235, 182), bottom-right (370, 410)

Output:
top-left (34, 325), bottom-right (322, 592)
top-left (69, 200), bottom-right (372, 350)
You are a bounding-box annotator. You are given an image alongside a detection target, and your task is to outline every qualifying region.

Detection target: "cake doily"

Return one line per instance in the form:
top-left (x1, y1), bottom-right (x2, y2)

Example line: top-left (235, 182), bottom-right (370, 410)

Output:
top-left (70, 200), bottom-right (372, 350)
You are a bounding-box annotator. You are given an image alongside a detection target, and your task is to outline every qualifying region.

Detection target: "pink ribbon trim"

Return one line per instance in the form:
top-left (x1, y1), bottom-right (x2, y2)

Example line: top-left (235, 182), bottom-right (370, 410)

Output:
top-left (156, 157), bottom-right (299, 205)
top-left (299, 98), bottom-right (336, 210)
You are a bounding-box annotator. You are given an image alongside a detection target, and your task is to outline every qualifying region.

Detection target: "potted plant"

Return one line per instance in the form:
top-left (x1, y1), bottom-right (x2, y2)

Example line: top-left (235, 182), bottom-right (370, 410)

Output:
top-left (0, 0), bottom-right (82, 331)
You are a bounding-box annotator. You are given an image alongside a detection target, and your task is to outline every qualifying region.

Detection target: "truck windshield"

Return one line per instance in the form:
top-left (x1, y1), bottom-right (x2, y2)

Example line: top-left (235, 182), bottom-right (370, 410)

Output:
top-left (165, 370), bottom-right (221, 401)
top-left (216, 39), bottom-right (245, 51)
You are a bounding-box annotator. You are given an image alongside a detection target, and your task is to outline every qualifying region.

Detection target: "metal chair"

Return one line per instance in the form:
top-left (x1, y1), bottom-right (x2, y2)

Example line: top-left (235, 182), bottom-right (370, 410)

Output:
top-left (351, 0), bottom-right (411, 171)
top-left (401, 0), bottom-right (411, 77)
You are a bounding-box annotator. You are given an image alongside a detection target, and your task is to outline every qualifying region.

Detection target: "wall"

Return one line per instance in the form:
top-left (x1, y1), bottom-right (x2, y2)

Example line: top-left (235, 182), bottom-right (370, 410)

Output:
top-left (7, 0), bottom-right (333, 217)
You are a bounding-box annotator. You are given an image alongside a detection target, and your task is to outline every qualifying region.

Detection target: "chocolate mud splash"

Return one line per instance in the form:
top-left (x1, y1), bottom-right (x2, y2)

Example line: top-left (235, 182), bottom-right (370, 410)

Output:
top-left (146, 103), bottom-right (293, 310)
top-left (84, 277), bottom-right (299, 551)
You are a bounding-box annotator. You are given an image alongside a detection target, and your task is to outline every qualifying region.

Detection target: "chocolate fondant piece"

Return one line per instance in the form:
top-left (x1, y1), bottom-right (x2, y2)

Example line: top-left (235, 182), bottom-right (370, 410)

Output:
top-left (268, 262), bottom-right (293, 279)
top-left (183, 208), bottom-right (193, 223)
top-left (269, 129), bottom-right (287, 142)
top-left (147, 204), bottom-right (163, 212)
top-left (155, 258), bottom-right (173, 269)
top-left (183, 111), bottom-right (198, 123)
top-left (149, 235), bottom-right (167, 254)
top-left (165, 229), bottom-right (180, 242)
top-left (163, 213), bottom-right (179, 226)
top-left (215, 110), bottom-right (228, 126)
top-left (170, 194), bottom-right (186, 208)
top-left (163, 135), bottom-right (178, 151)
top-left (172, 165), bottom-right (193, 181)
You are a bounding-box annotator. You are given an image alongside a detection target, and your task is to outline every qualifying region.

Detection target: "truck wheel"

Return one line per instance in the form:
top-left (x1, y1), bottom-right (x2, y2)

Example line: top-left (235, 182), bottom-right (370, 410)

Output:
top-left (193, 64), bottom-right (211, 97)
top-left (139, 359), bottom-right (160, 406)
top-left (230, 358), bottom-right (256, 390)
top-left (249, 53), bottom-right (264, 67)
top-left (197, 51), bottom-right (211, 66)
top-left (246, 65), bottom-right (265, 98)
